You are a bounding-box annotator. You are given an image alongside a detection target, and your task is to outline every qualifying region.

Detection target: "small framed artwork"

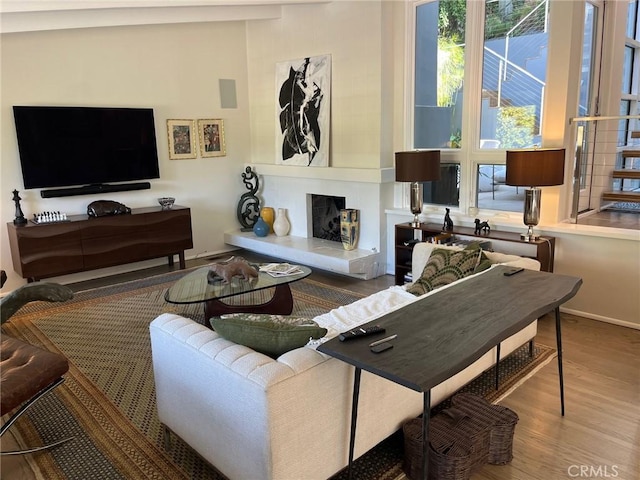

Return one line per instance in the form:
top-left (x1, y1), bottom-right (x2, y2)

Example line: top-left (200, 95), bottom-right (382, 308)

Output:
top-left (167, 119), bottom-right (197, 160)
top-left (198, 119), bottom-right (226, 157)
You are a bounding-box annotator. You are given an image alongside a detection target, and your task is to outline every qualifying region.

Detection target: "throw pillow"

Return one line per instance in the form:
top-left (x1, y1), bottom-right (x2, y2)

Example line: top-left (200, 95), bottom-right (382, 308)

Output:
top-left (209, 313), bottom-right (327, 358)
top-left (406, 246), bottom-right (483, 296)
top-left (464, 242), bottom-right (492, 273)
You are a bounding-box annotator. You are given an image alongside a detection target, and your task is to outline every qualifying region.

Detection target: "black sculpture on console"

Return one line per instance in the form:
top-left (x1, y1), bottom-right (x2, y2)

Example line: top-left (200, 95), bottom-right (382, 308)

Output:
top-left (474, 218), bottom-right (491, 235)
top-left (443, 208), bottom-right (454, 231)
top-left (236, 166), bottom-right (261, 231)
top-left (87, 200), bottom-right (131, 217)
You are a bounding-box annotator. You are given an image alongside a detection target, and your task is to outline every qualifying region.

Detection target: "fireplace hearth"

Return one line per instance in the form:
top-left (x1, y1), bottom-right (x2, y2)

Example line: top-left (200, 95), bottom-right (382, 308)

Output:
top-left (311, 194), bottom-right (345, 242)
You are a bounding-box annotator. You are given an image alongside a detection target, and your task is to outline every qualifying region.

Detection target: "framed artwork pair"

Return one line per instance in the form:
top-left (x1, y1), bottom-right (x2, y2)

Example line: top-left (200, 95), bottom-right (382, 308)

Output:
top-left (167, 119), bottom-right (226, 160)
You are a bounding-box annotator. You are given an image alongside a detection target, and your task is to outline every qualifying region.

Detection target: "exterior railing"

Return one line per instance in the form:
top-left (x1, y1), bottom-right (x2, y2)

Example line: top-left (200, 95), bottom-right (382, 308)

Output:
top-left (569, 115), bottom-right (640, 223)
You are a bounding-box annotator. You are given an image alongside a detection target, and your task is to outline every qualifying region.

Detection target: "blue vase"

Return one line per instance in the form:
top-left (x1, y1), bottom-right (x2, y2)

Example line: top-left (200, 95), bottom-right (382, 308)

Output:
top-left (253, 217), bottom-right (269, 237)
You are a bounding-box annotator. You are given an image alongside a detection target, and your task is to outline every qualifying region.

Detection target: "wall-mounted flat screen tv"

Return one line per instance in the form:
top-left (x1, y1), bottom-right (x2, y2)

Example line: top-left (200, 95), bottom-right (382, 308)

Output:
top-left (13, 106), bottom-right (160, 190)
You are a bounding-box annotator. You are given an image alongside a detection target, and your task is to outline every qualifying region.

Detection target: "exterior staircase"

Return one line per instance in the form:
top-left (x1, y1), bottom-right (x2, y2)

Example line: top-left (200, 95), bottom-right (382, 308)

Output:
top-left (603, 131), bottom-right (640, 204)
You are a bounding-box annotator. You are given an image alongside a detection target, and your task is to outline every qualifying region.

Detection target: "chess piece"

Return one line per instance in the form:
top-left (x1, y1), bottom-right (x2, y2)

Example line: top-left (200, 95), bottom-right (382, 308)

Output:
top-left (12, 190), bottom-right (27, 225)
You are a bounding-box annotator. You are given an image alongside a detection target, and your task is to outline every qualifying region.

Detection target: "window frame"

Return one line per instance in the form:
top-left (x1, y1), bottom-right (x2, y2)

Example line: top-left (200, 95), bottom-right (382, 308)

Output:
top-left (407, 0), bottom-right (528, 220)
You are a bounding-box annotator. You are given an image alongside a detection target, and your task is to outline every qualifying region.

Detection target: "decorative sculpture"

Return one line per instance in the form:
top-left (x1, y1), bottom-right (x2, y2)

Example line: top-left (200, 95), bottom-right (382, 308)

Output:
top-left (474, 218), bottom-right (491, 235)
top-left (207, 257), bottom-right (258, 284)
top-left (87, 200), bottom-right (131, 217)
top-left (236, 166), bottom-right (261, 231)
top-left (1, 283), bottom-right (73, 325)
top-left (443, 208), bottom-right (454, 231)
top-left (12, 190), bottom-right (27, 225)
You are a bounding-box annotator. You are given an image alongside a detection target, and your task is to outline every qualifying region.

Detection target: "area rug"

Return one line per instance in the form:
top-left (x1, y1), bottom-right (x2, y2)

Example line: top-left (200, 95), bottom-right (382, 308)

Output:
top-left (1, 269), bottom-right (555, 480)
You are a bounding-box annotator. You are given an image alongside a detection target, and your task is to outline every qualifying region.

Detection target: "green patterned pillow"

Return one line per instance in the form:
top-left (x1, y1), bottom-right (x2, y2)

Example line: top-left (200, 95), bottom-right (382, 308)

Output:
top-left (210, 313), bottom-right (327, 358)
top-left (465, 242), bottom-right (492, 273)
top-left (407, 246), bottom-right (483, 296)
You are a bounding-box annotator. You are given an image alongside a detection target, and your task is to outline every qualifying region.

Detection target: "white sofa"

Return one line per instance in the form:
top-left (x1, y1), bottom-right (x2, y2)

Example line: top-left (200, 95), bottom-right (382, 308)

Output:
top-left (149, 243), bottom-right (540, 480)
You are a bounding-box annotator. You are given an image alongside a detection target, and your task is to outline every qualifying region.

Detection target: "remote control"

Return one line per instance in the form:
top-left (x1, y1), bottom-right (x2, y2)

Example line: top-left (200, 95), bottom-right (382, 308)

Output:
top-left (504, 267), bottom-right (524, 276)
top-left (339, 325), bottom-right (385, 342)
top-left (371, 342), bottom-right (393, 353)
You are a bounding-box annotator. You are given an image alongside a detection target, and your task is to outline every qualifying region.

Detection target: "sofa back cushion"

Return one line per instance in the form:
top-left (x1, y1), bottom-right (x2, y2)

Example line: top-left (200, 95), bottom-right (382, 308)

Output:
top-left (412, 242), bottom-right (540, 280)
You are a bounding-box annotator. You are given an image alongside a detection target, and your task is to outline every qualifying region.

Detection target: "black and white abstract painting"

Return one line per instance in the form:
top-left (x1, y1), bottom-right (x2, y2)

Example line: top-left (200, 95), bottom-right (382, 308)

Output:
top-left (276, 54), bottom-right (331, 167)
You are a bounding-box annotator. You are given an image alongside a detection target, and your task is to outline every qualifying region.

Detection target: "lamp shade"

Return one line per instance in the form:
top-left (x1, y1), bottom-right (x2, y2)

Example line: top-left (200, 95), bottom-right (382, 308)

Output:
top-left (505, 148), bottom-right (565, 187)
top-left (395, 150), bottom-right (441, 182)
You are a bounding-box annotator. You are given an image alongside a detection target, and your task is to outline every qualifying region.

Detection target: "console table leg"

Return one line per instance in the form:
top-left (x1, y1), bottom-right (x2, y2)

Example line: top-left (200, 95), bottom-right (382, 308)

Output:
top-left (495, 343), bottom-right (501, 390)
top-left (348, 367), bottom-right (362, 480)
top-left (555, 307), bottom-right (565, 416)
top-left (422, 390), bottom-right (431, 480)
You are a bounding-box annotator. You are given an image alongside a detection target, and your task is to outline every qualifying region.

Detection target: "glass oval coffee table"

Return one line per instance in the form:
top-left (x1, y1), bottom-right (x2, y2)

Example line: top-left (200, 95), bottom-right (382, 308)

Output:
top-left (165, 263), bottom-right (312, 320)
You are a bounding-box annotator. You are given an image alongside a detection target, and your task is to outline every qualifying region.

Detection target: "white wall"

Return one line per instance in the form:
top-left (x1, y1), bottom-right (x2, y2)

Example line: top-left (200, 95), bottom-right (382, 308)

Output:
top-left (243, 1), bottom-right (402, 264)
top-left (246, 1), bottom-right (389, 170)
top-left (1, 21), bottom-right (251, 292)
top-left (1, 1), bottom-right (638, 328)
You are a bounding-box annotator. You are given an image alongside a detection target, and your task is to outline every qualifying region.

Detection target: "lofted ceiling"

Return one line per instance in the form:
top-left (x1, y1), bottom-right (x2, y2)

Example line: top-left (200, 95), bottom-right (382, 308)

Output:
top-left (0, 0), bottom-right (330, 33)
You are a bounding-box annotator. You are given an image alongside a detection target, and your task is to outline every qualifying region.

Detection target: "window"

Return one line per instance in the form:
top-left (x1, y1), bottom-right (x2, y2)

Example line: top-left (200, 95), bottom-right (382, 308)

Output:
top-left (414, 1), bottom-right (465, 149)
top-left (476, 163), bottom-right (523, 211)
top-left (423, 163), bottom-right (460, 206)
top-left (480, 0), bottom-right (549, 149)
top-left (410, 0), bottom-right (634, 221)
top-left (412, 0), bottom-right (552, 213)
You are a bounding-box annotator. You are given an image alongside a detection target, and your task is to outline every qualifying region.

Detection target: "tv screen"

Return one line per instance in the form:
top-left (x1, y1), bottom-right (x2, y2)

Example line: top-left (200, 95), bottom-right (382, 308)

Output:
top-left (13, 106), bottom-right (160, 190)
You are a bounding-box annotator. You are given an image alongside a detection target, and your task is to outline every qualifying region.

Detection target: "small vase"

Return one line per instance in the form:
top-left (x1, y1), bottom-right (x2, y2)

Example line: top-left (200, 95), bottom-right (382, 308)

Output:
top-left (260, 207), bottom-right (275, 234)
top-left (273, 208), bottom-right (290, 236)
top-left (340, 209), bottom-right (359, 251)
top-left (253, 217), bottom-right (269, 237)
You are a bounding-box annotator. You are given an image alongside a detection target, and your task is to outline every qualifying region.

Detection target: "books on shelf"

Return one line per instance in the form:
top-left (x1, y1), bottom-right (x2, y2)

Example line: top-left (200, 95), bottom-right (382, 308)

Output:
top-left (259, 263), bottom-right (304, 277)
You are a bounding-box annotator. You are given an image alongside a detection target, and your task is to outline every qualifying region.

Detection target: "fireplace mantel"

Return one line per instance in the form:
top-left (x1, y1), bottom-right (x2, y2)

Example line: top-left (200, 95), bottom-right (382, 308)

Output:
top-left (251, 164), bottom-right (396, 183)
top-left (224, 230), bottom-right (382, 280)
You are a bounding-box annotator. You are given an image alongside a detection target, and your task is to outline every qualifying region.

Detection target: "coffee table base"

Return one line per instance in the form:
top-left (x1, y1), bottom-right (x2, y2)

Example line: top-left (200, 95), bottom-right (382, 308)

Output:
top-left (204, 284), bottom-right (294, 320)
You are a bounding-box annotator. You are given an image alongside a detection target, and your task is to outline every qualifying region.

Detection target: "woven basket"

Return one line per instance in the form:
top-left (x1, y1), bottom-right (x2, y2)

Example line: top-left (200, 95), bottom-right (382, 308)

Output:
top-left (402, 394), bottom-right (518, 479)
top-left (451, 393), bottom-right (519, 465)
top-left (402, 417), bottom-right (473, 480)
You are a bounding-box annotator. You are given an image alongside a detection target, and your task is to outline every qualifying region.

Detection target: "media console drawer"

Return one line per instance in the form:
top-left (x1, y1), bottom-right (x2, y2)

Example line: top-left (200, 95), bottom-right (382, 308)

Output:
top-left (7, 206), bottom-right (193, 282)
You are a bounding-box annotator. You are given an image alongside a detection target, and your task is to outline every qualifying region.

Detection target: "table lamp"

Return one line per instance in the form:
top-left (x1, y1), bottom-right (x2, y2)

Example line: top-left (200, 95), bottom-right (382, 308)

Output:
top-left (395, 150), bottom-right (441, 227)
top-left (505, 148), bottom-right (565, 242)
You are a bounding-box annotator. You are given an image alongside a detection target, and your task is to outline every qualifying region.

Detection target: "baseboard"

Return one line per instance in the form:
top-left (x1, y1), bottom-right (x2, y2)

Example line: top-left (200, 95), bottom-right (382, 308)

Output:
top-left (560, 306), bottom-right (640, 330)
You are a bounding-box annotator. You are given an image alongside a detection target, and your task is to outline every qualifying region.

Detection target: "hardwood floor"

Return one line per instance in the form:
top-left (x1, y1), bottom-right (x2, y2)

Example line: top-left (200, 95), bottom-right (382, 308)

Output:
top-left (577, 209), bottom-right (640, 230)
top-left (2, 251), bottom-right (639, 479)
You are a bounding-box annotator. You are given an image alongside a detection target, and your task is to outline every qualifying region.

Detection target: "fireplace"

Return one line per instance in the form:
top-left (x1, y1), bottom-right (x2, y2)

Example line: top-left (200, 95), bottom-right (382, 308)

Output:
top-left (310, 194), bottom-right (345, 242)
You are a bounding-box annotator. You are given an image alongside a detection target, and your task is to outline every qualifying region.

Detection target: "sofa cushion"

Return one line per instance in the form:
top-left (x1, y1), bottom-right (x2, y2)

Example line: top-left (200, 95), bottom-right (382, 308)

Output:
top-left (210, 314), bottom-right (327, 358)
top-left (407, 246), bottom-right (483, 296)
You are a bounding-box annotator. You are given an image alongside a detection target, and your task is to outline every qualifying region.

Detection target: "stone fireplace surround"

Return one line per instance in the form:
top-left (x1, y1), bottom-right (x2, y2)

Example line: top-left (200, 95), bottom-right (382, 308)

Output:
top-left (224, 165), bottom-right (395, 279)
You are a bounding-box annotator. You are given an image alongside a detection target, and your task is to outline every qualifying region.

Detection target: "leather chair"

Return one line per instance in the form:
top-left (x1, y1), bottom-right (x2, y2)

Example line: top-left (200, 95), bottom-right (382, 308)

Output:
top-left (0, 280), bottom-right (74, 455)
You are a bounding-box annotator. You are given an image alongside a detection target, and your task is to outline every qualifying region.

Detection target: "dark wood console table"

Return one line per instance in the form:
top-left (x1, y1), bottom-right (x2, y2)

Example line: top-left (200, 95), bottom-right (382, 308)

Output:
top-left (7, 206), bottom-right (193, 282)
top-left (395, 222), bottom-right (556, 285)
top-left (318, 266), bottom-right (582, 480)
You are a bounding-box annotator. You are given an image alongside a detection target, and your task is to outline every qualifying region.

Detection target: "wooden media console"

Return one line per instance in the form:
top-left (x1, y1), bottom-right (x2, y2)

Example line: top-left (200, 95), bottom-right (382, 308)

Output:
top-left (7, 205), bottom-right (193, 282)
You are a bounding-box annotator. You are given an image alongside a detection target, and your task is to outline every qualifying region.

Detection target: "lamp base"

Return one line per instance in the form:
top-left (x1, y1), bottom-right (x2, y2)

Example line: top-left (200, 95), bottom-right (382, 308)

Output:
top-left (521, 225), bottom-right (539, 242)
top-left (409, 182), bottom-right (423, 228)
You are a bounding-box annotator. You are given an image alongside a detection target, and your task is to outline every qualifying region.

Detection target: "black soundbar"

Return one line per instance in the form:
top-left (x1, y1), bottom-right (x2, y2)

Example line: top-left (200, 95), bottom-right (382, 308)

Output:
top-left (40, 182), bottom-right (151, 198)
